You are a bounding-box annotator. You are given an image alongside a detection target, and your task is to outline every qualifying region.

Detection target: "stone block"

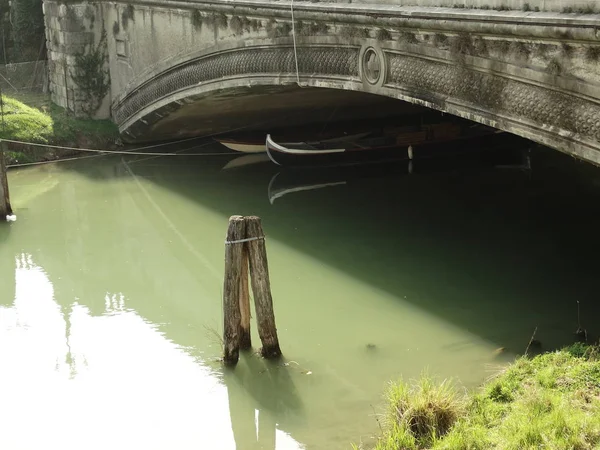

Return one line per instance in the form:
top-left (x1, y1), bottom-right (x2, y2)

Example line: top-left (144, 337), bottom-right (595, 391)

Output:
top-left (55, 95), bottom-right (67, 109)
top-left (64, 55), bottom-right (78, 66)
top-left (50, 72), bottom-right (66, 88)
top-left (58, 16), bottom-right (86, 33)
top-left (52, 63), bottom-right (65, 76)
top-left (55, 31), bottom-right (65, 45)
top-left (63, 32), bottom-right (93, 46)
top-left (49, 16), bottom-right (60, 30)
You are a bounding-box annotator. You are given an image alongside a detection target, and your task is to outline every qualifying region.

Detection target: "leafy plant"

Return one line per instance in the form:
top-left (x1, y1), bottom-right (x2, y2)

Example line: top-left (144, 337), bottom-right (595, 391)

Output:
top-left (11, 0), bottom-right (45, 58)
top-left (70, 30), bottom-right (110, 117)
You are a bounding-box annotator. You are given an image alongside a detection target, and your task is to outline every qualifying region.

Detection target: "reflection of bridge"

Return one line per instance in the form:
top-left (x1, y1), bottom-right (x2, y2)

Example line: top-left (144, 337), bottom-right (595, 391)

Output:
top-left (43, 0), bottom-right (600, 164)
top-left (4, 147), bottom-right (600, 447)
top-left (0, 163), bottom-right (308, 450)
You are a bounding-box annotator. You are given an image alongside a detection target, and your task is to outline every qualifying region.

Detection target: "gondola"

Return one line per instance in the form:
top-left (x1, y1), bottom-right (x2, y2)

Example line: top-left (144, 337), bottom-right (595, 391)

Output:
top-left (267, 138), bottom-right (531, 203)
top-left (215, 131), bottom-right (371, 153)
top-left (265, 124), bottom-right (503, 168)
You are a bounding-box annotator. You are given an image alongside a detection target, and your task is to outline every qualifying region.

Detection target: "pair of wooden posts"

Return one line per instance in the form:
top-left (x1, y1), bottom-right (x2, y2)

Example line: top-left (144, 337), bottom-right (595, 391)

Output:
top-left (0, 141), bottom-right (12, 218)
top-left (223, 215), bottom-right (281, 366)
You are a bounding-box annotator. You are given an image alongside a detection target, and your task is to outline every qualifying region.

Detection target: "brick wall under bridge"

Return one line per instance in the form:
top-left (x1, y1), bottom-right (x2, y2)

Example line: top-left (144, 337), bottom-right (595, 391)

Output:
top-left (42, 0), bottom-right (600, 165)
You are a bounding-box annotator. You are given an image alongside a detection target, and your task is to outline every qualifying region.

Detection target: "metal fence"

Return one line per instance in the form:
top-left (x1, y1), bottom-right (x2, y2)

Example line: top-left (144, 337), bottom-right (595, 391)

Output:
top-left (0, 61), bottom-right (47, 94)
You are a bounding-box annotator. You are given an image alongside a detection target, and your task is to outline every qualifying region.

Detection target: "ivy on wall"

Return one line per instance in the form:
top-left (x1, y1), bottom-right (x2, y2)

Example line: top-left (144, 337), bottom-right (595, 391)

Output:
top-left (70, 29), bottom-right (110, 116)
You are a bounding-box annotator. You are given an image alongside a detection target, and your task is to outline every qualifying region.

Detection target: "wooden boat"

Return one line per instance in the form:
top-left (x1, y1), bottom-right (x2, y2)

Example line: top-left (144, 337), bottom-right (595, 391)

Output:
top-left (216, 138), bottom-right (265, 153)
top-left (266, 123), bottom-right (502, 168)
top-left (216, 131), bottom-right (371, 153)
top-left (267, 136), bottom-right (531, 203)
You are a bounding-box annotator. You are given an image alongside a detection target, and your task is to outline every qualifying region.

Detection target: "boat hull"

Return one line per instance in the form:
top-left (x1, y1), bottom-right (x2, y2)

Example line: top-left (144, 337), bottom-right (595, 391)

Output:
top-left (266, 134), bottom-right (409, 167)
top-left (267, 139), bottom-right (530, 202)
top-left (266, 129), bottom-right (514, 168)
top-left (217, 140), bottom-right (266, 153)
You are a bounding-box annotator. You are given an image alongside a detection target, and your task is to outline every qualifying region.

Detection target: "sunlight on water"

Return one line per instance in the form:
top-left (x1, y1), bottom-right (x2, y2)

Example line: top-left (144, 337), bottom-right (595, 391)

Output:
top-left (1, 147), bottom-right (599, 449)
top-left (0, 253), bottom-right (303, 450)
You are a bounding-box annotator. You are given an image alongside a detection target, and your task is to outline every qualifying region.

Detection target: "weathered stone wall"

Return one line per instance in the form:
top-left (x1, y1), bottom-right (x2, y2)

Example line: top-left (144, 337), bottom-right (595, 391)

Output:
top-left (102, 2), bottom-right (259, 103)
top-left (42, 0), bottom-right (600, 164)
top-left (341, 0), bottom-right (600, 12)
top-left (43, 1), bottom-right (110, 118)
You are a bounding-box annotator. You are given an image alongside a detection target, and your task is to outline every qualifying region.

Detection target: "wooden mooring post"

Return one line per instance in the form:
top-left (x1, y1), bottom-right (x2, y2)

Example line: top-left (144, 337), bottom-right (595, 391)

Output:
top-left (0, 140), bottom-right (12, 218)
top-left (245, 216), bottom-right (282, 359)
top-left (239, 244), bottom-right (251, 350)
top-left (222, 215), bottom-right (282, 366)
top-left (223, 215), bottom-right (246, 366)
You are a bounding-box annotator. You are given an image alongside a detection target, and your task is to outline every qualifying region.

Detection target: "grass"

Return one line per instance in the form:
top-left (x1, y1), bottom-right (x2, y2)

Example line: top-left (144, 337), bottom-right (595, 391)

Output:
top-left (368, 344), bottom-right (600, 450)
top-left (0, 93), bottom-right (119, 164)
top-left (0, 96), bottom-right (53, 143)
top-left (376, 374), bottom-right (464, 449)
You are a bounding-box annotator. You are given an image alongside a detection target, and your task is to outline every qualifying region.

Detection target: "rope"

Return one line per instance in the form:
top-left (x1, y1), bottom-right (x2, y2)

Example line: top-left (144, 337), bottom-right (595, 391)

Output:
top-left (0, 112), bottom-right (297, 161)
top-left (8, 152), bottom-right (105, 168)
top-left (225, 236), bottom-right (265, 245)
top-left (121, 157), bottom-right (220, 279)
top-left (290, 0), bottom-right (301, 86)
top-left (0, 138), bottom-right (241, 156)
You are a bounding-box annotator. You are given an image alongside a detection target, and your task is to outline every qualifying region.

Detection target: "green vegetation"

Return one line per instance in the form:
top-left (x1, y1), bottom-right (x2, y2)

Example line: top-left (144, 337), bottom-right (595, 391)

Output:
top-left (0, 96), bottom-right (52, 143)
top-left (0, 94), bottom-right (118, 164)
top-left (10, 0), bottom-right (45, 61)
top-left (364, 344), bottom-right (600, 450)
top-left (71, 30), bottom-right (110, 117)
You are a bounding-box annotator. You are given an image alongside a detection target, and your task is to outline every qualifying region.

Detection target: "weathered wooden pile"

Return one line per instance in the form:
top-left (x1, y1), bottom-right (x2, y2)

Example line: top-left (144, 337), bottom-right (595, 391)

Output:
top-left (223, 215), bottom-right (281, 366)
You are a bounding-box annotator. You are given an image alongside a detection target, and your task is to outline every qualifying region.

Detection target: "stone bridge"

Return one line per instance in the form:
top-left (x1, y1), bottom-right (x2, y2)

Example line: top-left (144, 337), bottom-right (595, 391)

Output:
top-left (43, 0), bottom-right (600, 165)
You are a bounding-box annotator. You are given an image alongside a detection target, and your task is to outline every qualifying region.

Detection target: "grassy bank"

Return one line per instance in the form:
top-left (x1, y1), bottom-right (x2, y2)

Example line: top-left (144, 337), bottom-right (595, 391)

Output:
top-left (0, 93), bottom-right (119, 164)
top-left (363, 343), bottom-right (600, 449)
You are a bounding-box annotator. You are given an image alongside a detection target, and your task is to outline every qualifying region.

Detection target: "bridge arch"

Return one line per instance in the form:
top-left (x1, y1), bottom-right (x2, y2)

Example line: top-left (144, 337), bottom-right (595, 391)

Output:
top-left (113, 34), bottom-right (600, 164)
top-left (42, 0), bottom-right (600, 164)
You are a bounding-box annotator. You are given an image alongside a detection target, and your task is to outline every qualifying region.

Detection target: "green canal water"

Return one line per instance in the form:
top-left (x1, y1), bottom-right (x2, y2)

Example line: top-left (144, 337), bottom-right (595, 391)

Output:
top-left (1, 142), bottom-right (600, 449)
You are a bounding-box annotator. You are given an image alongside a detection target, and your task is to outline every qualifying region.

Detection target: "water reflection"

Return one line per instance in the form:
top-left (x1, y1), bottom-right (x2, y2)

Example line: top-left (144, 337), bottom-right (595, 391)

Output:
top-left (224, 354), bottom-right (305, 450)
top-left (0, 253), bottom-right (272, 450)
top-left (2, 138), bottom-right (600, 449)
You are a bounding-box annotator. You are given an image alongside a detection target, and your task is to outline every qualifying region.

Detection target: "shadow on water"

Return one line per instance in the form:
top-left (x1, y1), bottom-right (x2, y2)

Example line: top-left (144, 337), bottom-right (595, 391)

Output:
top-left (7, 135), bottom-right (600, 353)
top-left (223, 353), bottom-right (305, 450)
top-left (101, 137), bottom-right (600, 354)
top-left (6, 131), bottom-right (600, 448)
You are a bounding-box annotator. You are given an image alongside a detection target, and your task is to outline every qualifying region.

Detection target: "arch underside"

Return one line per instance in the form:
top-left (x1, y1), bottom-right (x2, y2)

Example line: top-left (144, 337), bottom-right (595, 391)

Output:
top-left (113, 42), bottom-right (600, 165)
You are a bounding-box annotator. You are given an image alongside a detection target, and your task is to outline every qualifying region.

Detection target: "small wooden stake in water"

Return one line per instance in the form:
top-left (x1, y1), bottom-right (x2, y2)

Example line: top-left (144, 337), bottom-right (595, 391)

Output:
top-left (223, 215), bottom-right (246, 366)
top-left (0, 141), bottom-right (12, 218)
top-left (239, 245), bottom-right (252, 350)
top-left (245, 216), bottom-right (282, 359)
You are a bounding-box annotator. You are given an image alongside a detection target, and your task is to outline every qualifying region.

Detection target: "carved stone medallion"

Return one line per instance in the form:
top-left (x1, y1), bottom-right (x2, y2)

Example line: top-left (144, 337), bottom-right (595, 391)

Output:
top-left (363, 47), bottom-right (381, 84)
